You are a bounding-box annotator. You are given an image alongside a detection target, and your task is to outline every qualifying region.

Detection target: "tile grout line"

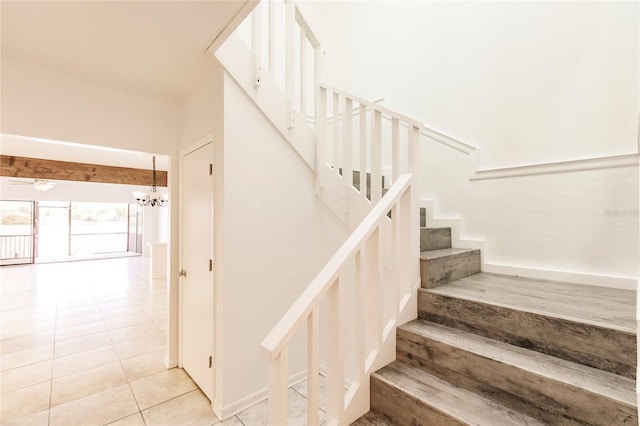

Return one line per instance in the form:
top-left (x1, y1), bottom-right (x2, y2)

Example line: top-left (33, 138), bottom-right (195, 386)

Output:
top-left (48, 296), bottom-right (58, 426)
top-left (96, 286), bottom-right (145, 426)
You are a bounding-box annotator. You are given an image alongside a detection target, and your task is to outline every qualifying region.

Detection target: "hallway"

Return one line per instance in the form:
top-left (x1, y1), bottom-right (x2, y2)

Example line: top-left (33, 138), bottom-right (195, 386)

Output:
top-left (1, 257), bottom-right (324, 425)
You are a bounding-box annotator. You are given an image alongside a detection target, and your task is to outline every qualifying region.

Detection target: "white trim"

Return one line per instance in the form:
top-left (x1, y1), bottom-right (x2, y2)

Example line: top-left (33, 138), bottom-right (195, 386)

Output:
top-left (219, 369), bottom-right (307, 420)
top-left (472, 154), bottom-right (639, 181)
top-left (482, 263), bottom-right (637, 291)
top-left (420, 126), bottom-right (477, 155)
top-left (204, 0), bottom-right (259, 55)
top-left (212, 398), bottom-right (224, 422)
top-left (164, 355), bottom-right (178, 370)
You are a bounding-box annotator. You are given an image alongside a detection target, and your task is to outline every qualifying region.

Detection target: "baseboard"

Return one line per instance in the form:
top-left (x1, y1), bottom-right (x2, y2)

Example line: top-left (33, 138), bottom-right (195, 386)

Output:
top-left (482, 263), bottom-right (637, 291)
top-left (212, 398), bottom-right (224, 421)
top-left (164, 354), bottom-right (178, 369)
top-left (220, 369), bottom-right (308, 420)
top-left (420, 199), bottom-right (637, 291)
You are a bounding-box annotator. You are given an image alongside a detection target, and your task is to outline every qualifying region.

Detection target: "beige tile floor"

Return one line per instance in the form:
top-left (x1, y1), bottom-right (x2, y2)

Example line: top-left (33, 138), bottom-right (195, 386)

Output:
top-left (0, 257), bottom-right (324, 426)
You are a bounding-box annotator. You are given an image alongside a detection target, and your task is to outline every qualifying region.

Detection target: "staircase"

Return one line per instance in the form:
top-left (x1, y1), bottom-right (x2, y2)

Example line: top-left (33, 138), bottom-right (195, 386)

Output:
top-left (353, 226), bottom-right (638, 425)
top-left (216, 1), bottom-right (637, 424)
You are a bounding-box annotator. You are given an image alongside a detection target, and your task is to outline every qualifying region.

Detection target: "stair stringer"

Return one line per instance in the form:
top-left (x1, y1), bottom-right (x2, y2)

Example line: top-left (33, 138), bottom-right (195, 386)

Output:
top-left (215, 34), bottom-right (316, 171)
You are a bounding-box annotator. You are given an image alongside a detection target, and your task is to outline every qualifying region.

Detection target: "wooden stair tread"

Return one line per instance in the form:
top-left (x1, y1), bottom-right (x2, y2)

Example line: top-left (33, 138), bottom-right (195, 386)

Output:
top-left (373, 361), bottom-right (546, 426)
top-left (400, 320), bottom-right (637, 408)
top-left (420, 247), bottom-right (478, 260)
top-left (426, 272), bottom-right (636, 333)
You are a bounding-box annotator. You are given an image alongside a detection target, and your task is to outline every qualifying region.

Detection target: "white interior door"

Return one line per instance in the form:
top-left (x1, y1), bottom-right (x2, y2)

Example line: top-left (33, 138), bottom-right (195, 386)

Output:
top-left (180, 140), bottom-right (214, 400)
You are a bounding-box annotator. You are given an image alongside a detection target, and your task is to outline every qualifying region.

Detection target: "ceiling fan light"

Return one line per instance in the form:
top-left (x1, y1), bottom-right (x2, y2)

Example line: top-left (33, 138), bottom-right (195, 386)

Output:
top-left (33, 180), bottom-right (54, 192)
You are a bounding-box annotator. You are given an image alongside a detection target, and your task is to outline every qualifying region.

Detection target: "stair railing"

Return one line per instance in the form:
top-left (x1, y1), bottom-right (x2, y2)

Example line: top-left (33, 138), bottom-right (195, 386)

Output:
top-left (243, 1), bottom-right (422, 424)
top-left (261, 173), bottom-right (417, 426)
top-left (316, 84), bottom-right (422, 206)
top-left (248, 0), bottom-right (322, 129)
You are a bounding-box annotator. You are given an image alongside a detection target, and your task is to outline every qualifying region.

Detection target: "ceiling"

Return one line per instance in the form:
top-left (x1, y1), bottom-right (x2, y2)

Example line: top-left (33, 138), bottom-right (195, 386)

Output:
top-left (1, 0), bottom-right (251, 99)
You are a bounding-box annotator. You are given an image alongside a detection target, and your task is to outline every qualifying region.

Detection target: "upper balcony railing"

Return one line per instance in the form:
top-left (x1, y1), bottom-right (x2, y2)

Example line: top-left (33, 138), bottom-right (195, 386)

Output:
top-left (246, 0), bottom-right (322, 128)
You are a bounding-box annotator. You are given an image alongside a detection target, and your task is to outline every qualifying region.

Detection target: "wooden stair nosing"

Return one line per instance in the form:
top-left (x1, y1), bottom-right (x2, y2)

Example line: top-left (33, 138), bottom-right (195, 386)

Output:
top-left (418, 289), bottom-right (636, 379)
top-left (371, 361), bottom-right (546, 426)
top-left (396, 320), bottom-right (637, 425)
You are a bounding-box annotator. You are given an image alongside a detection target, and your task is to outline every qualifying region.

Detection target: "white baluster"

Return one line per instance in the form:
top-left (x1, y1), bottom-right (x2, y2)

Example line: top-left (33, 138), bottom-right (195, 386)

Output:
top-left (252, 3), bottom-right (262, 66)
top-left (327, 277), bottom-right (344, 423)
top-left (392, 203), bottom-right (400, 320)
top-left (316, 87), bottom-right (328, 181)
top-left (333, 92), bottom-right (341, 170)
top-left (300, 27), bottom-right (307, 117)
top-left (371, 110), bottom-right (382, 202)
top-left (268, 0), bottom-right (276, 75)
top-left (409, 125), bottom-right (420, 283)
top-left (366, 227), bottom-right (383, 354)
top-left (314, 46), bottom-right (322, 122)
top-left (307, 308), bottom-right (320, 426)
top-left (268, 348), bottom-right (288, 426)
top-left (400, 189), bottom-right (412, 297)
top-left (359, 105), bottom-right (367, 199)
top-left (391, 117), bottom-right (400, 184)
top-left (354, 250), bottom-right (365, 381)
top-left (408, 125), bottom-right (420, 176)
top-left (343, 97), bottom-right (353, 189)
top-left (285, 1), bottom-right (295, 104)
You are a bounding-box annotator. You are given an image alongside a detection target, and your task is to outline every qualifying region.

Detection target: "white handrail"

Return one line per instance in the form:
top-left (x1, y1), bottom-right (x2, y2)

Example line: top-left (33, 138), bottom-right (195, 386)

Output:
top-left (320, 83), bottom-right (423, 129)
top-left (317, 85), bottom-right (421, 209)
top-left (262, 173), bottom-right (416, 425)
top-left (261, 173), bottom-right (412, 358)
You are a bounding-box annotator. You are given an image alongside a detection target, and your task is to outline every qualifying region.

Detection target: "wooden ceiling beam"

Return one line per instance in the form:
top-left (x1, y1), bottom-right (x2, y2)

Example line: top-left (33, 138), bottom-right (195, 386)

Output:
top-left (0, 155), bottom-right (168, 187)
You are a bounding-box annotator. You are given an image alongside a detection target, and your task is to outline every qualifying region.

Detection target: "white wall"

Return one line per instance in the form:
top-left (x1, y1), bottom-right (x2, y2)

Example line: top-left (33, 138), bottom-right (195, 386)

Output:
top-left (219, 71), bottom-right (346, 414)
top-left (421, 140), bottom-right (639, 285)
top-left (301, 0), bottom-right (639, 170)
top-left (297, 1), bottom-right (639, 284)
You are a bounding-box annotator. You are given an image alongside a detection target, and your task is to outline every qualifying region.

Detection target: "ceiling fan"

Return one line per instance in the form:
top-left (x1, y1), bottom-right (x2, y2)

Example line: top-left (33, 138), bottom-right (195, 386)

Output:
top-left (8, 179), bottom-right (57, 192)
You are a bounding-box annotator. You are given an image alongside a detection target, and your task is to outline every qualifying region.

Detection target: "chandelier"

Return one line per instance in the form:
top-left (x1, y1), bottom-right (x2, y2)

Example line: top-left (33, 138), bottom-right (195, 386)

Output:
top-left (133, 156), bottom-right (168, 207)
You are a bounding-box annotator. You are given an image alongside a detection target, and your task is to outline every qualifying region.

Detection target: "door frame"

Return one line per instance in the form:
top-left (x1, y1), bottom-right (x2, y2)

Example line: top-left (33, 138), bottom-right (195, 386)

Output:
top-left (178, 133), bottom-right (216, 396)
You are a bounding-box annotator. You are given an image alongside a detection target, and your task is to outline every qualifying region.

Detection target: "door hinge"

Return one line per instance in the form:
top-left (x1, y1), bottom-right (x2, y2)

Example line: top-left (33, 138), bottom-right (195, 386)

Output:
top-left (208, 356), bottom-right (212, 368)
top-left (209, 163), bottom-right (213, 175)
top-left (209, 259), bottom-right (213, 271)
top-left (178, 269), bottom-right (187, 278)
